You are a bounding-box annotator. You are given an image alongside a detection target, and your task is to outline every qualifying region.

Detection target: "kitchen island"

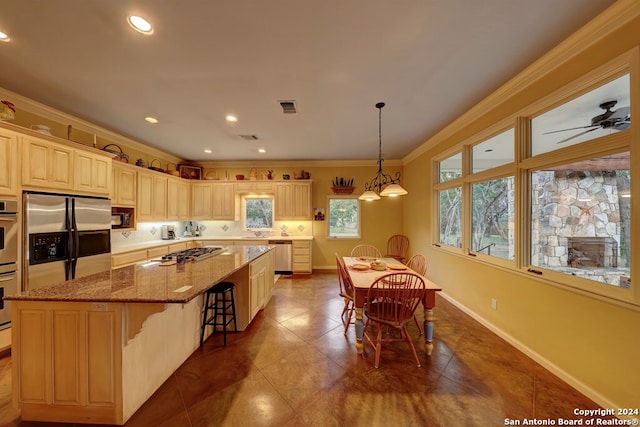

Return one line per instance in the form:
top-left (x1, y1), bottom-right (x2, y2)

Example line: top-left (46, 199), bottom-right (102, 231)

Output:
top-left (7, 245), bottom-right (275, 425)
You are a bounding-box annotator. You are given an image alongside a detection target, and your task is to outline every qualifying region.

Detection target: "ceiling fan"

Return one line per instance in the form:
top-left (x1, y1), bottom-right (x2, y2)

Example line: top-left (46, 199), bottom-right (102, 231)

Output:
top-left (544, 100), bottom-right (631, 144)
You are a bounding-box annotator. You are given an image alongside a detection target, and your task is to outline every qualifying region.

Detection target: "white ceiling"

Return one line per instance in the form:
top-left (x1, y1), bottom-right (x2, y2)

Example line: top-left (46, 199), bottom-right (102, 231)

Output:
top-left (0, 0), bottom-right (616, 162)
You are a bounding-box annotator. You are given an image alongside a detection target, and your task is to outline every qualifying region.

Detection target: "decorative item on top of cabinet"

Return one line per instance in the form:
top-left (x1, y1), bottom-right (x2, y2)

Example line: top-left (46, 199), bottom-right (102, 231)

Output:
top-left (148, 159), bottom-right (165, 173)
top-left (294, 170), bottom-right (311, 179)
top-left (249, 167), bottom-right (258, 180)
top-left (102, 144), bottom-right (129, 163)
top-left (179, 164), bottom-right (202, 180)
top-left (0, 100), bottom-right (15, 121)
top-left (166, 162), bottom-right (180, 176)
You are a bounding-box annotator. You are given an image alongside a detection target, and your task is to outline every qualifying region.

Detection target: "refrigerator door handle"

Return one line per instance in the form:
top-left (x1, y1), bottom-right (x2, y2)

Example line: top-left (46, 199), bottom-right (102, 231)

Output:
top-left (66, 198), bottom-right (74, 281)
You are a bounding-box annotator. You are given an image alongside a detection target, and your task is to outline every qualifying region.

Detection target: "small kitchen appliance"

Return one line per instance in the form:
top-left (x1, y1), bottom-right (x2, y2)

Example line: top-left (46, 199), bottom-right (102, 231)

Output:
top-left (161, 225), bottom-right (176, 240)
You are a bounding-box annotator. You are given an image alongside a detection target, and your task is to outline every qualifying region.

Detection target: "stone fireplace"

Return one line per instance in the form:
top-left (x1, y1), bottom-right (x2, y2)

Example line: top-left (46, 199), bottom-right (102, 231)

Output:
top-left (567, 236), bottom-right (618, 268)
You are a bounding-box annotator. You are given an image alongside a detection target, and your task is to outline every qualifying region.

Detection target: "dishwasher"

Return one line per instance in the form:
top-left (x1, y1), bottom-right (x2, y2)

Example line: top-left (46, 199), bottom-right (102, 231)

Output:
top-left (269, 240), bottom-right (292, 274)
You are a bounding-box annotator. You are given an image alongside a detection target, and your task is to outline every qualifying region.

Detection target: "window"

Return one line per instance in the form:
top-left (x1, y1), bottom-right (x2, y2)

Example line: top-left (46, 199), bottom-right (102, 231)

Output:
top-left (472, 129), bottom-right (514, 173)
top-left (530, 152), bottom-right (630, 288)
top-left (244, 197), bottom-right (273, 230)
top-left (438, 187), bottom-right (462, 248)
top-left (439, 152), bottom-right (462, 182)
top-left (328, 197), bottom-right (360, 238)
top-left (470, 176), bottom-right (515, 260)
top-left (530, 74), bottom-right (630, 156)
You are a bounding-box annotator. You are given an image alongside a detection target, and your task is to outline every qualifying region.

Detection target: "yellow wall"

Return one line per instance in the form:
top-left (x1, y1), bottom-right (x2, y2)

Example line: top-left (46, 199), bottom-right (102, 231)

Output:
top-left (403, 1), bottom-right (640, 410)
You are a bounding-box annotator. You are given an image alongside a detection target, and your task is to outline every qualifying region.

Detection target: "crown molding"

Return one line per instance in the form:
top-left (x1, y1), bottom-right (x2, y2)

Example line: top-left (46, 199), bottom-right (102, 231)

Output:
top-left (403, 0), bottom-right (640, 165)
top-left (0, 86), bottom-right (185, 165)
top-left (196, 159), bottom-right (404, 169)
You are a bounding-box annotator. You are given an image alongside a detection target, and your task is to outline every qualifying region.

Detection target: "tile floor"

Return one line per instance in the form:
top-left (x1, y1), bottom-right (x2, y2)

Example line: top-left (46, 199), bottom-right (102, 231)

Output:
top-left (0, 272), bottom-right (611, 426)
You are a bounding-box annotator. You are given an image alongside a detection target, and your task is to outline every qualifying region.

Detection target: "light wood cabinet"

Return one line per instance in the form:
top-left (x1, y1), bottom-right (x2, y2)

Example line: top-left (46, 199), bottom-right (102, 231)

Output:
top-left (22, 136), bottom-right (73, 190)
top-left (112, 163), bottom-right (137, 207)
top-left (136, 170), bottom-right (167, 221)
top-left (212, 182), bottom-right (236, 220)
top-left (73, 150), bottom-right (111, 195)
top-left (248, 251), bottom-right (273, 319)
top-left (274, 181), bottom-right (312, 220)
top-left (234, 181), bottom-right (274, 194)
top-left (12, 301), bottom-right (119, 422)
top-left (0, 128), bottom-right (18, 196)
top-left (111, 249), bottom-right (148, 268)
top-left (191, 182), bottom-right (213, 219)
top-left (292, 240), bottom-right (312, 274)
top-left (167, 176), bottom-right (190, 220)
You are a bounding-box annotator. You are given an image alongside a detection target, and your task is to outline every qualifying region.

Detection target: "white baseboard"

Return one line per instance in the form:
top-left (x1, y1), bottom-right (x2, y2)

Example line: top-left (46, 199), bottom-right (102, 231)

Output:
top-left (437, 292), bottom-right (620, 412)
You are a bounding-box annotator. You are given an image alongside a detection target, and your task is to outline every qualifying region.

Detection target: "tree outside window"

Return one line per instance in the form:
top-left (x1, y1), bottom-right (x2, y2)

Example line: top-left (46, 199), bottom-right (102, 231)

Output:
top-left (328, 197), bottom-right (360, 238)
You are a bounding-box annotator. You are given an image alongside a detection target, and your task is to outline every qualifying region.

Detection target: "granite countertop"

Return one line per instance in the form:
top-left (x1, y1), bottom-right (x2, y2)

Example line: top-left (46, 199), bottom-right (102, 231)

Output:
top-left (7, 245), bottom-right (273, 304)
top-left (111, 236), bottom-right (312, 254)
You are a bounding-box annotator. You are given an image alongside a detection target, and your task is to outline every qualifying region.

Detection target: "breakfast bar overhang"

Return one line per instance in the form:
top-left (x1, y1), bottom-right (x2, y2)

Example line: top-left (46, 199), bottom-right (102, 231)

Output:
top-left (6, 245), bottom-right (275, 425)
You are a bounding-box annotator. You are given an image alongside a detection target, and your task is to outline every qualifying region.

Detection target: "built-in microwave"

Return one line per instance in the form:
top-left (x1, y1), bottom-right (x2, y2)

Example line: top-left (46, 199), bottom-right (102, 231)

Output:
top-left (111, 212), bottom-right (131, 228)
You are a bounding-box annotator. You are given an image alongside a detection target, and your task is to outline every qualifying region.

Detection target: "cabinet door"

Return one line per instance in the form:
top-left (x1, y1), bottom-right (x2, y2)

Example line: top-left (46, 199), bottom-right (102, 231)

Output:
top-left (152, 175), bottom-right (167, 220)
top-left (274, 182), bottom-right (311, 220)
top-left (74, 151), bottom-right (111, 195)
top-left (191, 183), bottom-right (213, 219)
top-left (168, 177), bottom-right (190, 220)
top-left (112, 163), bottom-right (137, 206)
top-left (0, 129), bottom-right (18, 195)
top-left (22, 137), bottom-right (73, 190)
top-left (212, 183), bottom-right (235, 220)
top-left (292, 182), bottom-right (311, 218)
top-left (136, 172), bottom-right (154, 221)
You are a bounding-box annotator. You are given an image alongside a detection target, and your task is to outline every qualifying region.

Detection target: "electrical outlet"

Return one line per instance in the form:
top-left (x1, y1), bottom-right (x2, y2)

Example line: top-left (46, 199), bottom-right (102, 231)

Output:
top-left (491, 298), bottom-right (498, 310)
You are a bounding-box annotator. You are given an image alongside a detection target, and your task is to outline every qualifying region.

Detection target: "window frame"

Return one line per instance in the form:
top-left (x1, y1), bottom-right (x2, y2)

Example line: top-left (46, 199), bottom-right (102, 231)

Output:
top-left (241, 195), bottom-right (274, 231)
top-left (327, 195), bottom-right (362, 239)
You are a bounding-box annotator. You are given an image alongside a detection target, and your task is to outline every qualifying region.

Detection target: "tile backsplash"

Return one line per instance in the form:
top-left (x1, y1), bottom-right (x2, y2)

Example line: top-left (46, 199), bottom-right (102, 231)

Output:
top-left (111, 220), bottom-right (313, 249)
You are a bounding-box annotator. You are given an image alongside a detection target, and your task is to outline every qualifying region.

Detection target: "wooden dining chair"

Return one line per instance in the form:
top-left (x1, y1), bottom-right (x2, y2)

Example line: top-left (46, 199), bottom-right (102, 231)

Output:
top-left (335, 253), bottom-right (355, 334)
top-left (351, 244), bottom-right (382, 258)
top-left (385, 234), bottom-right (410, 263)
top-left (406, 253), bottom-right (428, 335)
top-left (363, 272), bottom-right (426, 368)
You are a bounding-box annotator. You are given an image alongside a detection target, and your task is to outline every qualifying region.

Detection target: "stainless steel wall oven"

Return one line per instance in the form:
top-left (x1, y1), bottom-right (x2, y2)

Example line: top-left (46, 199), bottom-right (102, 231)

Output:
top-left (0, 199), bottom-right (18, 330)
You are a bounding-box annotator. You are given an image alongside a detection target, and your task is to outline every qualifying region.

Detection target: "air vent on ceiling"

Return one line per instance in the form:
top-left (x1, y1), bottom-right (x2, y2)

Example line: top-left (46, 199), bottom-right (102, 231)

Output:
top-left (239, 134), bottom-right (258, 140)
top-left (279, 100), bottom-right (297, 114)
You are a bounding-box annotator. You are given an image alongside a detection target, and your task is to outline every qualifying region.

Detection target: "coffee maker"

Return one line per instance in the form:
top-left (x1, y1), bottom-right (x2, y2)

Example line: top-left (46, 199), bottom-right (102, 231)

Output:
top-left (161, 225), bottom-right (176, 240)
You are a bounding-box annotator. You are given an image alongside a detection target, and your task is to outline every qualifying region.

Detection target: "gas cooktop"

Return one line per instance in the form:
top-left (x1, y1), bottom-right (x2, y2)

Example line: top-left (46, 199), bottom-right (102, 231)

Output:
top-left (161, 246), bottom-right (223, 263)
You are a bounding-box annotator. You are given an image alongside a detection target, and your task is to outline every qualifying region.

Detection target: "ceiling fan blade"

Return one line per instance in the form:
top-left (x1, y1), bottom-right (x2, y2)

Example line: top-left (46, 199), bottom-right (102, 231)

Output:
top-left (543, 124), bottom-right (598, 135)
top-left (609, 106), bottom-right (630, 119)
top-left (613, 120), bottom-right (631, 131)
top-left (556, 127), bottom-right (600, 144)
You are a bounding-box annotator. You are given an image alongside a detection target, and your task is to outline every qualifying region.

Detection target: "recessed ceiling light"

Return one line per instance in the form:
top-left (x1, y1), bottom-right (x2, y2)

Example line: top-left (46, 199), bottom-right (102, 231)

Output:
top-left (128, 15), bottom-right (153, 34)
top-left (144, 116), bottom-right (159, 124)
top-left (0, 31), bottom-right (10, 42)
top-left (204, 149), bottom-right (212, 154)
top-left (258, 148), bottom-right (266, 153)
top-left (225, 115), bottom-right (238, 123)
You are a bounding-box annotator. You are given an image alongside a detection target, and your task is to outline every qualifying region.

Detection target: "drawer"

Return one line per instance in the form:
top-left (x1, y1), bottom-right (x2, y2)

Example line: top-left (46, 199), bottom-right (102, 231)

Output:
top-left (147, 246), bottom-right (169, 258)
top-left (112, 250), bottom-right (148, 267)
top-left (168, 242), bottom-right (188, 253)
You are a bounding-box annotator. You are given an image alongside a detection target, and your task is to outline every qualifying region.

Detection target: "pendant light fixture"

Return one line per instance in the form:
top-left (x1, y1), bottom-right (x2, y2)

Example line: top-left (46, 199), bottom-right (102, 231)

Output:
top-left (358, 102), bottom-right (408, 201)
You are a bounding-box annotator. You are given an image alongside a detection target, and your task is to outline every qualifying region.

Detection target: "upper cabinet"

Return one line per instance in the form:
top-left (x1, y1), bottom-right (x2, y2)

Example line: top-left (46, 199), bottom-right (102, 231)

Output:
top-left (0, 128), bottom-right (18, 196)
top-left (74, 150), bottom-right (111, 195)
top-left (274, 181), bottom-right (311, 220)
top-left (22, 136), bottom-right (74, 191)
top-left (212, 182), bottom-right (236, 220)
top-left (21, 134), bottom-right (111, 196)
top-left (167, 176), bottom-right (190, 220)
top-left (191, 182), bottom-right (213, 220)
top-left (137, 170), bottom-right (167, 221)
top-left (111, 162), bottom-right (137, 207)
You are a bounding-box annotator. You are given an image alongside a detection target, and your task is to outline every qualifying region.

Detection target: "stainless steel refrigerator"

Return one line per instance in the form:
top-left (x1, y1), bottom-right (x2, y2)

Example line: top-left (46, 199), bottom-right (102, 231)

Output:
top-left (23, 192), bottom-right (112, 291)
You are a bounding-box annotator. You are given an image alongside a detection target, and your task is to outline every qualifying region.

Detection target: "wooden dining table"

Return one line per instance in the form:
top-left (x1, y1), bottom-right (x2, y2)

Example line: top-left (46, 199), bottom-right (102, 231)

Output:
top-left (343, 256), bottom-right (442, 355)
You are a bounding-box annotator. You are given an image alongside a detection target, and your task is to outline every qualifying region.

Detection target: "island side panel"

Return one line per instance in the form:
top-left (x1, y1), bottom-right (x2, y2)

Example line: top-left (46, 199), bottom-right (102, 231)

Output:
top-left (121, 300), bottom-right (202, 421)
